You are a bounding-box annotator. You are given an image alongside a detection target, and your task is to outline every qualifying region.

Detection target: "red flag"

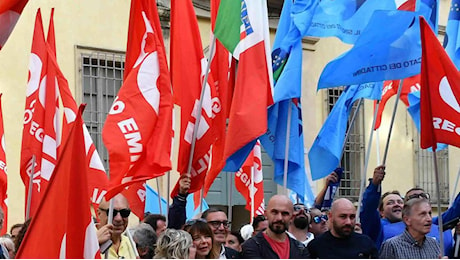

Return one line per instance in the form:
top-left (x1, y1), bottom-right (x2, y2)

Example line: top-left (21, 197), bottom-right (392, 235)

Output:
top-left (170, 0), bottom-right (221, 197)
top-left (20, 9), bottom-right (60, 218)
top-left (203, 0), bottom-right (236, 199)
top-left (0, 0), bottom-right (28, 50)
top-left (234, 141), bottom-right (265, 219)
top-left (102, 0), bottom-right (173, 201)
top-left (420, 17), bottom-right (460, 150)
top-left (15, 105), bottom-right (101, 258)
top-left (45, 35), bottom-right (109, 211)
top-left (0, 94), bottom-right (8, 235)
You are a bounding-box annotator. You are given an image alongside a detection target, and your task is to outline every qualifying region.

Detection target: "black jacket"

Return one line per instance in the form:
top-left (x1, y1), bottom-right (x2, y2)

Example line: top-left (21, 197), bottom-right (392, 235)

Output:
top-left (242, 231), bottom-right (309, 259)
top-left (223, 246), bottom-right (240, 259)
top-left (167, 193), bottom-right (187, 229)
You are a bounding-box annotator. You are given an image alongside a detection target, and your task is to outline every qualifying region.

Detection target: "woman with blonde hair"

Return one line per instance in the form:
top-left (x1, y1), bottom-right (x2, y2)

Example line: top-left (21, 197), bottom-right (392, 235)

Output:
top-left (183, 219), bottom-right (220, 259)
top-left (154, 229), bottom-right (196, 259)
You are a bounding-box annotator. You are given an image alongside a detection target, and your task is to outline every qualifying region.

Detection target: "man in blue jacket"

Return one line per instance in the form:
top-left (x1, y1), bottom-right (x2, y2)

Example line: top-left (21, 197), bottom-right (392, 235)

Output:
top-left (360, 165), bottom-right (457, 256)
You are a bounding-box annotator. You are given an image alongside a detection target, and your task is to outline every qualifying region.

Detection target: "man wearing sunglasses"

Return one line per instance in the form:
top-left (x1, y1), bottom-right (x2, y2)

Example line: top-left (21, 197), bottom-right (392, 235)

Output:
top-left (360, 165), bottom-right (458, 256)
top-left (309, 208), bottom-right (329, 237)
top-left (287, 203), bottom-right (314, 246)
top-left (96, 193), bottom-right (136, 259)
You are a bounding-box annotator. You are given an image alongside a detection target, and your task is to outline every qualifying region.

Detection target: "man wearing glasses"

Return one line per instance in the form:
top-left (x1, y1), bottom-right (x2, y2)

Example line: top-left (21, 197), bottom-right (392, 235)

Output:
top-left (287, 203), bottom-right (314, 246)
top-left (96, 193), bottom-right (136, 259)
top-left (309, 208), bottom-right (329, 237)
top-left (201, 208), bottom-right (240, 259)
top-left (360, 165), bottom-right (457, 256)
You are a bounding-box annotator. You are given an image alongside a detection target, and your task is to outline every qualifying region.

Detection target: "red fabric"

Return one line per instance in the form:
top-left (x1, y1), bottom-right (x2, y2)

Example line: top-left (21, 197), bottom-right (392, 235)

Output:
top-left (170, 0), bottom-right (221, 198)
top-left (263, 232), bottom-right (290, 259)
top-left (420, 18), bottom-right (460, 150)
top-left (0, 0), bottom-right (28, 50)
top-left (122, 181), bottom-right (146, 220)
top-left (223, 41), bottom-right (273, 160)
top-left (16, 105), bottom-right (101, 258)
top-left (103, 0), bottom-right (173, 200)
top-left (203, 0), bottom-right (236, 198)
top-left (234, 141), bottom-right (265, 219)
top-left (20, 9), bottom-right (59, 218)
top-left (0, 95), bottom-right (7, 235)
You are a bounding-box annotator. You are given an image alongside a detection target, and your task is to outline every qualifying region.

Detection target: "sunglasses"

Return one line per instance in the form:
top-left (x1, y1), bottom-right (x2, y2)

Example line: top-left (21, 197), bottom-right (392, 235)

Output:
top-left (293, 204), bottom-right (309, 212)
top-left (208, 220), bottom-right (231, 229)
top-left (405, 192), bottom-right (430, 202)
top-left (312, 215), bottom-right (328, 224)
top-left (99, 208), bottom-right (131, 218)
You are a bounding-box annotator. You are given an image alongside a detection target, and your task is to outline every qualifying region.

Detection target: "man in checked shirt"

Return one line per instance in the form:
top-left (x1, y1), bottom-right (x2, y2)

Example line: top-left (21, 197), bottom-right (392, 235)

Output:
top-left (379, 197), bottom-right (444, 258)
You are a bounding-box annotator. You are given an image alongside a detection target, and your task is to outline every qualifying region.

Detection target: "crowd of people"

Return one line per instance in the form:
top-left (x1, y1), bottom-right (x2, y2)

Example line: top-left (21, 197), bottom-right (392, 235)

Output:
top-left (2, 165), bottom-right (460, 258)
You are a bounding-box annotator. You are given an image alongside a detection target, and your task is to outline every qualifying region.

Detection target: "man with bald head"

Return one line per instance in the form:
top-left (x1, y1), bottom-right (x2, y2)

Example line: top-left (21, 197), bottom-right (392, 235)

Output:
top-left (308, 198), bottom-right (378, 258)
top-left (96, 193), bottom-right (136, 259)
top-left (242, 195), bottom-right (309, 258)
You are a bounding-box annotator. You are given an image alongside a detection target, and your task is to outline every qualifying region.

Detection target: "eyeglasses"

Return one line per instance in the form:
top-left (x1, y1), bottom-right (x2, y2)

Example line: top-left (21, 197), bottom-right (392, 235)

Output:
top-left (312, 215), bottom-right (328, 224)
top-left (99, 208), bottom-right (131, 218)
top-left (208, 220), bottom-right (231, 229)
top-left (184, 218), bottom-right (207, 227)
top-left (293, 204), bottom-right (309, 213)
top-left (406, 192), bottom-right (430, 202)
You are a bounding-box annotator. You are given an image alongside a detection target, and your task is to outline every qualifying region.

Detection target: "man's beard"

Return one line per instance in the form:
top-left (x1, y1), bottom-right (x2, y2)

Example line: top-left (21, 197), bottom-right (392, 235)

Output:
top-left (333, 221), bottom-right (354, 238)
top-left (269, 221), bottom-right (288, 234)
top-left (293, 217), bottom-right (309, 230)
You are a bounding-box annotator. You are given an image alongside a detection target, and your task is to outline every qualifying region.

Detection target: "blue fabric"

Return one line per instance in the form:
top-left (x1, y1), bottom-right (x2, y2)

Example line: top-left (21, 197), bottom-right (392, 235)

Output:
top-left (444, 0), bottom-right (460, 69)
top-left (360, 181), bottom-right (456, 256)
top-left (223, 140), bottom-right (257, 172)
top-left (308, 82), bottom-right (381, 180)
top-left (306, 0), bottom-right (396, 44)
top-left (317, 10), bottom-right (428, 89)
top-left (407, 91), bottom-right (448, 151)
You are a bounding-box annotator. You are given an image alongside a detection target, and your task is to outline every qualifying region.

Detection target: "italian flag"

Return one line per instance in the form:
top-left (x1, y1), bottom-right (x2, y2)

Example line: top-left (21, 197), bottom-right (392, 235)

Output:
top-left (214, 0), bottom-right (274, 170)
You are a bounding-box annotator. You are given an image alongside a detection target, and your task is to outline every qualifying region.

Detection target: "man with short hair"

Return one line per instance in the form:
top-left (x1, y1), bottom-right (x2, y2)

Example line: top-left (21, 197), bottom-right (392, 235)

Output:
top-left (96, 193), bottom-right (136, 259)
top-left (379, 198), bottom-right (440, 258)
top-left (252, 215), bottom-right (268, 237)
top-left (288, 203), bottom-right (314, 246)
top-left (242, 195), bottom-right (309, 258)
top-left (142, 214), bottom-right (166, 237)
top-left (201, 208), bottom-right (240, 259)
top-left (309, 208), bottom-right (328, 237)
top-left (308, 198), bottom-right (378, 258)
top-left (360, 165), bottom-right (455, 254)
top-left (132, 223), bottom-right (157, 259)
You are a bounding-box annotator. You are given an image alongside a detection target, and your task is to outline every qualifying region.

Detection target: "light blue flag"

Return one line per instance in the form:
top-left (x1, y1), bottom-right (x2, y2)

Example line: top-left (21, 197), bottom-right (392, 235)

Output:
top-left (443, 0), bottom-right (460, 69)
top-left (145, 184), bottom-right (209, 220)
top-left (407, 91), bottom-right (448, 151)
top-left (318, 10), bottom-right (422, 89)
top-left (306, 0), bottom-right (397, 44)
top-left (308, 82), bottom-right (382, 180)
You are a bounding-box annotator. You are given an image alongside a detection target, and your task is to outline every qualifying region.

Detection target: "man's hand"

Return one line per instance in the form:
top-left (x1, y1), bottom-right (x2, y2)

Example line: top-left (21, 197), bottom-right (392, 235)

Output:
top-left (326, 172), bottom-right (339, 185)
top-left (179, 173), bottom-right (191, 195)
top-left (372, 165), bottom-right (386, 186)
top-left (96, 223), bottom-right (113, 245)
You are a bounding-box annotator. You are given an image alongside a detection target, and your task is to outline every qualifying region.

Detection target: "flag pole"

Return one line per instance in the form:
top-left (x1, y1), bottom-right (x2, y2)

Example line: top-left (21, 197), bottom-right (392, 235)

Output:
top-left (382, 80), bottom-right (404, 165)
top-left (25, 155), bottom-right (36, 221)
top-left (339, 98), bottom-right (363, 163)
top-left (283, 100), bottom-right (292, 194)
top-left (357, 101), bottom-right (380, 222)
top-left (125, 228), bottom-right (140, 258)
top-left (156, 178), bottom-right (163, 215)
top-left (450, 166), bottom-right (460, 207)
top-left (375, 128), bottom-right (381, 165)
top-left (228, 173), bottom-right (233, 227)
top-left (188, 35), bottom-right (217, 212)
top-left (167, 172), bottom-right (171, 217)
top-left (432, 150), bottom-right (445, 256)
top-left (250, 166), bottom-right (255, 220)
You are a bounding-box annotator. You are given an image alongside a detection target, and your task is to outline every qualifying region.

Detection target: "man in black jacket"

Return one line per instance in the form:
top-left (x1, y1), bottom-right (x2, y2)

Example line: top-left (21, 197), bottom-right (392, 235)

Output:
top-left (242, 195), bottom-right (309, 258)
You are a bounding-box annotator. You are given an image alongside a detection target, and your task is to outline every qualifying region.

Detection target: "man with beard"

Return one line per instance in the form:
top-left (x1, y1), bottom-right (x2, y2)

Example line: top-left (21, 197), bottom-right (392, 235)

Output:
top-left (241, 195), bottom-right (309, 258)
top-left (288, 203), bottom-right (314, 246)
top-left (379, 198), bottom-right (440, 258)
top-left (307, 198), bottom-right (378, 258)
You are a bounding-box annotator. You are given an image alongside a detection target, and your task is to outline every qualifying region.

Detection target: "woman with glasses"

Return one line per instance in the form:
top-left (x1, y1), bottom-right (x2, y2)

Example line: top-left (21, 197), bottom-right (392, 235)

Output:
top-left (183, 219), bottom-right (220, 259)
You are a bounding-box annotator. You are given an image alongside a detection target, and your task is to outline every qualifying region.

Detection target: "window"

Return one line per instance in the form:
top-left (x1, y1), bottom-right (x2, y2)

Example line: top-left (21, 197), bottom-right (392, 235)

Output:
top-left (79, 49), bottom-right (125, 170)
top-left (326, 88), bottom-right (365, 202)
top-left (414, 139), bottom-right (449, 205)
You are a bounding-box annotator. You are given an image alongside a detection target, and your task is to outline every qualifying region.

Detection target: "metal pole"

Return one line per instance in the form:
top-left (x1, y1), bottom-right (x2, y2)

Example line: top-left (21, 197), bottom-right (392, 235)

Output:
top-left (382, 80), bottom-right (404, 165)
top-left (283, 100), bottom-right (292, 194)
top-left (25, 155), bottom-right (36, 221)
top-left (339, 98), bottom-right (363, 163)
top-left (357, 101), bottom-right (380, 222)
top-left (167, 172), bottom-right (171, 217)
top-left (228, 173), bottom-right (233, 228)
top-left (156, 178), bottom-right (163, 215)
top-left (376, 128), bottom-right (381, 165)
top-left (125, 228), bottom-right (140, 258)
top-left (450, 166), bottom-right (460, 207)
top-left (250, 166), bottom-right (255, 220)
top-left (432, 150), bottom-right (445, 256)
top-left (105, 199), bottom-right (114, 259)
